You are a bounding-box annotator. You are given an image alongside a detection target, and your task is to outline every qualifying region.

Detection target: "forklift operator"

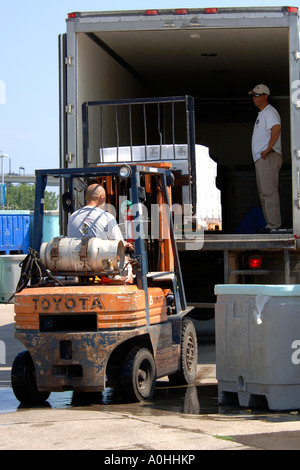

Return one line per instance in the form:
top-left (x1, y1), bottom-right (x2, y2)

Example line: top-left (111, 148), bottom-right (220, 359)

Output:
top-left (67, 183), bottom-right (133, 249)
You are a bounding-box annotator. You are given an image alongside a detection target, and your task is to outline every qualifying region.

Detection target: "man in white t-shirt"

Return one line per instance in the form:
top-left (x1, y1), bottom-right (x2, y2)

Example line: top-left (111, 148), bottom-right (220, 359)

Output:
top-left (67, 183), bottom-right (124, 241)
top-left (67, 183), bottom-right (133, 283)
top-left (249, 84), bottom-right (282, 232)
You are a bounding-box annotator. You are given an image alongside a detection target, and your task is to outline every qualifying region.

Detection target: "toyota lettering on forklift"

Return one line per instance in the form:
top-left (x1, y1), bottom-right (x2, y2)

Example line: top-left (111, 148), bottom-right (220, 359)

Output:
top-left (11, 164), bottom-right (198, 404)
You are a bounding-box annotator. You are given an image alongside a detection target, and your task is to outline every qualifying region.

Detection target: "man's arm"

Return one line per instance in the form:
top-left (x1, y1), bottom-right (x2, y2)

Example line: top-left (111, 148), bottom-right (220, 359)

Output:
top-left (261, 124), bottom-right (281, 159)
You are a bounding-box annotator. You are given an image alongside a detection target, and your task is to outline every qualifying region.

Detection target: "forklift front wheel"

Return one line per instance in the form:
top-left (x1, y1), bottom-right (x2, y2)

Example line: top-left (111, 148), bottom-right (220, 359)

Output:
top-left (120, 347), bottom-right (156, 402)
top-left (168, 318), bottom-right (198, 385)
top-left (11, 350), bottom-right (50, 405)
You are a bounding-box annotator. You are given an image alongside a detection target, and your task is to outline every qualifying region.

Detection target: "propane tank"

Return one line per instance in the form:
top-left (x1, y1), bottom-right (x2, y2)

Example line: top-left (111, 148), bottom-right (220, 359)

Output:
top-left (40, 237), bottom-right (125, 274)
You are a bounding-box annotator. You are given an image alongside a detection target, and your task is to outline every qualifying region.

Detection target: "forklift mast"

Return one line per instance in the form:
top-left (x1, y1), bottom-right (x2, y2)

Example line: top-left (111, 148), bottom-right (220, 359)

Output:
top-left (32, 164), bottom-right (187, 319)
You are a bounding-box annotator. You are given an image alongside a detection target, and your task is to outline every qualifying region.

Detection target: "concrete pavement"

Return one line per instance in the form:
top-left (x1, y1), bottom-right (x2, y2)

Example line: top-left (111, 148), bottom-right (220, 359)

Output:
top-left (1, 303), bottom-right (300, 451)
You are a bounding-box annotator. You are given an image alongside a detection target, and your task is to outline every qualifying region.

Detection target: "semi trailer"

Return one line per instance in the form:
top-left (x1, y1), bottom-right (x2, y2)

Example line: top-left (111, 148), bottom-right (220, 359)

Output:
top-left (58, 6), bottom-right (300, 318)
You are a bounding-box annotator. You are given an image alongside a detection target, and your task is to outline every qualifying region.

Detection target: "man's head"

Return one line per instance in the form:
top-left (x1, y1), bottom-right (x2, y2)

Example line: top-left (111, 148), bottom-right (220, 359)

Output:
top-left (249, 84), bottom-right (270, 110)
top-left (86, 184), bottom-right (106, 207)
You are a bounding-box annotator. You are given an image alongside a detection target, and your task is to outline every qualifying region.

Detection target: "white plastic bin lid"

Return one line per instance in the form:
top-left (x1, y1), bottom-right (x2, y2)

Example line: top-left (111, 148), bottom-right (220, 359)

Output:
top-left (214, 284), bottom-right (300, 296)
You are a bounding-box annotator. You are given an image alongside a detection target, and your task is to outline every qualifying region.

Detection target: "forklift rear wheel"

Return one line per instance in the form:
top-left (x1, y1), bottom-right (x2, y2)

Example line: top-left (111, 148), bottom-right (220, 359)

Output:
top-left (120, 347), bottom-right (156, 402)
top-left (11, 350), bottom-right (50, 405)
top-left (168, 318), bottom-right (198, 385)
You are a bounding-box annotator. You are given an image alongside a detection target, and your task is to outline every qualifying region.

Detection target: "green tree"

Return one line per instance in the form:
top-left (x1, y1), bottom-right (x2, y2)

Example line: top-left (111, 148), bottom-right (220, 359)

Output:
top-left (6, 184), bottom-right (59, 210)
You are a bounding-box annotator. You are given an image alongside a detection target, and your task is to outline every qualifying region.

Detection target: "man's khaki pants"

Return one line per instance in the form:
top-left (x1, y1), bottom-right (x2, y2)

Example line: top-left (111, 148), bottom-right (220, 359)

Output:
top-left (255, 151), bottom-right (282, 229)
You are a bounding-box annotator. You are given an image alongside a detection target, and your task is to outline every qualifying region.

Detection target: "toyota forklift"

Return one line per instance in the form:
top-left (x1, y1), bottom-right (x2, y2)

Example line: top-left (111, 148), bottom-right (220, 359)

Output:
top-left (11, 163), bottom-right (197, 404)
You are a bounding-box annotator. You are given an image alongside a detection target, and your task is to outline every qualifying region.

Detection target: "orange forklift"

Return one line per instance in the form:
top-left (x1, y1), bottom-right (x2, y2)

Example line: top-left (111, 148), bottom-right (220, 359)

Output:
top-left (11, 163), bottom-right (197, 404)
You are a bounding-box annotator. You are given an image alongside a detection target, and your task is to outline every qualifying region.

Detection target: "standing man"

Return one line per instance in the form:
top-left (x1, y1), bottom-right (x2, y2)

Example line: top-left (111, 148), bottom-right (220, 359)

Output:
top-left (249, 84), bottom-right (282, 233)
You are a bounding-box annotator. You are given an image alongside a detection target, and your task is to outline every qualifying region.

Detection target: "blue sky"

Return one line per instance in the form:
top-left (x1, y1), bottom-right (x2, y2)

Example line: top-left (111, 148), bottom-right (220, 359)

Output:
top-left (0, 0), bottom-right (298, 175)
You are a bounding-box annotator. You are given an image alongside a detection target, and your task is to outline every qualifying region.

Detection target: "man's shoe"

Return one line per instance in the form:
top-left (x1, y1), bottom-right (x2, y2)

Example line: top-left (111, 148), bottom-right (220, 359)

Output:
top-left (258, 226), bottom-right (281, 234)
top-left (258, 227), bottom-right (272, 234)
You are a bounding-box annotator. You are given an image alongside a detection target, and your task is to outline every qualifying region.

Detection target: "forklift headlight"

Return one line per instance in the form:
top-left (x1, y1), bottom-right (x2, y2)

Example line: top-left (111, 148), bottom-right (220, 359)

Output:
top-left (118, 165), bottom-right (132, 179)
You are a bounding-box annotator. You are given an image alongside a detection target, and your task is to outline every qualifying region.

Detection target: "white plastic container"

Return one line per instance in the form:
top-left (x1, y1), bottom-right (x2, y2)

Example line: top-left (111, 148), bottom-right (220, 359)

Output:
top-left (215, 284), bottom-right (300, 410)
top-left (0, 255), bottom-right (26, 303)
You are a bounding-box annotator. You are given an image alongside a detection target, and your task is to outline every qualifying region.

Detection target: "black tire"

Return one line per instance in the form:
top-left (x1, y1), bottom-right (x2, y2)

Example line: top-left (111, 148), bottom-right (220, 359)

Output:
top-left (169, 318), bottom-right (198, 385)
top-left (120, 347), bottom-right (156, 402)
top-left (11, 350), bottom-right (50, 404)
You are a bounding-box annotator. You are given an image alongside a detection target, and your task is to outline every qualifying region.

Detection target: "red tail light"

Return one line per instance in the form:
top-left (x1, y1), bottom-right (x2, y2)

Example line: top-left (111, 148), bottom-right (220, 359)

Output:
top-left (287, 7), bottom-right (298, 13)
top-left (249, 254), bottom-right (262, 269)
top-left (145, 10), bottom-right (158, 15)
top-left (205, 8), bottom-right (218, 14)
top-left (68, 12), bottom-right (77, 19)
top-left (175, 9), bottom-right (188, 14)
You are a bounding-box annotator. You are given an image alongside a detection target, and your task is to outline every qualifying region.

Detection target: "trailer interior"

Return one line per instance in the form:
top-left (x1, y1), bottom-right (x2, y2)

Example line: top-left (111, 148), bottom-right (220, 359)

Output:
top-left (75, 23), bottom-right (292, 230)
